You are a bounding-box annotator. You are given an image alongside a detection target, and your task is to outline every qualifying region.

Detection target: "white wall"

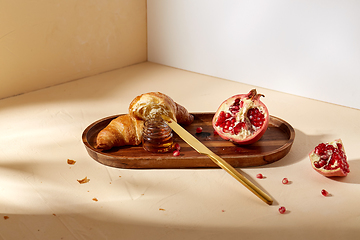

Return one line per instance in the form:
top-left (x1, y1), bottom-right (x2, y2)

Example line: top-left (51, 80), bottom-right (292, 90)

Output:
top-left (148, 0), bottom-right (360, 109)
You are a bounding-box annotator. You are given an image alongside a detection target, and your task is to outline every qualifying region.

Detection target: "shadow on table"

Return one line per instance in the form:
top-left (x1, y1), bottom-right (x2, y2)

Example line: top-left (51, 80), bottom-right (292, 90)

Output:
top-left (261, 128), bottom-right (332, 168)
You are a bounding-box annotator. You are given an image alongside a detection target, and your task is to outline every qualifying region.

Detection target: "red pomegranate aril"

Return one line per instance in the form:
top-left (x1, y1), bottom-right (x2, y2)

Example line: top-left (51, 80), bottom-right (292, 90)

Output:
top-left (313, 161), bottom-right (320, 168)
top-left (320, 154), bottom-right (329, 160)
top-left (318, 159), bottom-right (327, 167)
top-left (196, 127), bottom-right (203, 134)
top-left (256, 173), bottom-right (264, 179)
top-left (173, 143), bottom-right (181, 151)
top-left (279, 206), bottom-right (286, 214)
top-left (282, 178), bottom-right (289, 184)
top-left (173, 150), bottom-right (180, 157)
top-left (329, 157), bottom-right (336, 165)
top-left (321, 189), bottom-right (329, 196)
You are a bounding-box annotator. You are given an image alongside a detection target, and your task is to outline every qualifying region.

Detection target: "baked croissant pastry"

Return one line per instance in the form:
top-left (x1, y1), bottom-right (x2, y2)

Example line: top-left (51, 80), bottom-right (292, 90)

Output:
top-left (95, 114), bottom-right (144, 150)
top-left (129, 92), bottom-right (194, 124)
top-left (95, 92), bottom-right (193, 150)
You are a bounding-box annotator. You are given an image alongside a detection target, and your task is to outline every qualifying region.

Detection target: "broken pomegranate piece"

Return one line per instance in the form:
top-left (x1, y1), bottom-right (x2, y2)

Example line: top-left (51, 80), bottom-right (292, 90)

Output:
top-left (309, 139), bottom-right (350, 177)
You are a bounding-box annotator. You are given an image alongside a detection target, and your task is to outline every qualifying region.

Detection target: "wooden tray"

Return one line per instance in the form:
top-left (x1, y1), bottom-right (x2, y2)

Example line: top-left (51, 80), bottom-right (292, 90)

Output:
top-left (82, 113), bottom-right (295, 169)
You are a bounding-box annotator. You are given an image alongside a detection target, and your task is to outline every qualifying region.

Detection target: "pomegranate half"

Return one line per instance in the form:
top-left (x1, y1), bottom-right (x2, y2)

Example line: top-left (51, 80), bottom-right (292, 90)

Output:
top-left (309, 139), bottom-right (350, 177)
top-left (212, 89), bottom-right (269, 145)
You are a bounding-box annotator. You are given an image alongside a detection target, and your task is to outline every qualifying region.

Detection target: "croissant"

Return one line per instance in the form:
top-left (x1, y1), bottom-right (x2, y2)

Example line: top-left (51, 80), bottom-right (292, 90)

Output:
top-left (129, 92), bottom-right (194, 125)
top-left (96, 92), bottom-right (194, 150)
top-left (95, 114), bottom-right (144, 150)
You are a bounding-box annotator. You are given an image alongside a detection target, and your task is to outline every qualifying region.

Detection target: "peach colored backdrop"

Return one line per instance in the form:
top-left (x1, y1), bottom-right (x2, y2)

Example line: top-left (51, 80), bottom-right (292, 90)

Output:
top-left (0, 0), bottom-right (147, 99)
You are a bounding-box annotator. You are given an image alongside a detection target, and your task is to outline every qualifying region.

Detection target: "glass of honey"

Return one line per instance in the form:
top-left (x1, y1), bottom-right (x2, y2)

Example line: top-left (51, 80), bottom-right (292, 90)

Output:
top-left (142, 117), bottom-right (173, 153)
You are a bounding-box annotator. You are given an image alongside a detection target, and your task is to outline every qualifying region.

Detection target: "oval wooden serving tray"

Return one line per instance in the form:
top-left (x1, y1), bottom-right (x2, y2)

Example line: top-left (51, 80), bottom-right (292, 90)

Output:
top-left (82, 113), bottom-right (295, 169)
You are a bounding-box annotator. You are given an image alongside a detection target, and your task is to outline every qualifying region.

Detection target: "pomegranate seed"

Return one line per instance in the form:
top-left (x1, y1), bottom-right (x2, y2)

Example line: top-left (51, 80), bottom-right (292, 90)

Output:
top-left (278, 206), bottom-right (286, 214)
top-left (173, 150), bottom-right (180, 157)
top-left (321, 189), bottom-right (329, 196)
top-left (318, 159), bottom-right (327, 167)
top-left (173, 143), bottom-right (180, 151)
top-left (313, 161), bottom-right (320, 168)
top-left (196, 127), bottom-right (203, 134)
top-left (282, 178), bottom-right (289, 184)
top-left (256, 173), bottom-right (264, 179)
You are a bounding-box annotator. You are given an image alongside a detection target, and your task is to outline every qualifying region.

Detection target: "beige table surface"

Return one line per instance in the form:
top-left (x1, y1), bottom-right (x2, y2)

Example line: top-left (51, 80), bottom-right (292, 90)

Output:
top-left (1, 62), bottom-right (359, 240)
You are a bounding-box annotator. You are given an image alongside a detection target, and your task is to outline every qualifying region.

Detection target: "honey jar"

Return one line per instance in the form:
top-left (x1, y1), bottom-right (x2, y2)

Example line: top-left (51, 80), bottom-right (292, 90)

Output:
top-left (142, 117), bottom-right (173, 153)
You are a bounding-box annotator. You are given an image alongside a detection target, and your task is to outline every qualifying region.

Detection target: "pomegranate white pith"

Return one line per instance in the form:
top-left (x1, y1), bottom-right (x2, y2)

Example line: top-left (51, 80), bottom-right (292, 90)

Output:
top-left (212, 89), bottom-right (269, 145)
top-left (309, 139), bottom-right (350, 177)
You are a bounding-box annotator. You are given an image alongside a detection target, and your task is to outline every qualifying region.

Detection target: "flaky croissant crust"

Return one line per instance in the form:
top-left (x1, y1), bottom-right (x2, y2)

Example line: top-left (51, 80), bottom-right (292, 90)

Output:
top-left (129, 92), bottom-right (194, 124)
top-left (96, 114), bottom-right (144, 150)
top-left (129, 92), bottom-right (176, 121)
